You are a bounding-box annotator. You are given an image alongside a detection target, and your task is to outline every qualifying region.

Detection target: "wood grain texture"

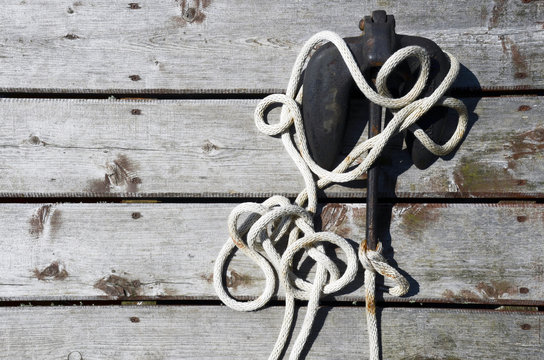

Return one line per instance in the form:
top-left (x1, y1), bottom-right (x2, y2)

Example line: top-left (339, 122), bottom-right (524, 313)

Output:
top-left (0, 305), bottom-right (541, 359)
top-left (0, 0), bottom-right (542, 92)
top-left (1, 202), bottom-right (542, 304)
top-left (0, 96), bottom-right (542, 198)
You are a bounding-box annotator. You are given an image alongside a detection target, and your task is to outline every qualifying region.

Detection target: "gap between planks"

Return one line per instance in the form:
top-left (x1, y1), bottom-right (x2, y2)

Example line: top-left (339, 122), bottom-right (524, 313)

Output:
top-left (0, 298), bottom-right (541, 313)
top-left (0, 87), bottom-right (543, 100)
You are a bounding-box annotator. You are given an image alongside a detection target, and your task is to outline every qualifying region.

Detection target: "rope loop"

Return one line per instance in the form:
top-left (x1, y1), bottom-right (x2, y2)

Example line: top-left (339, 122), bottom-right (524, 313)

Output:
top-left (254, 94), bottom-right (300, 136)
top-left (359, 242), bottom-right (410, 297)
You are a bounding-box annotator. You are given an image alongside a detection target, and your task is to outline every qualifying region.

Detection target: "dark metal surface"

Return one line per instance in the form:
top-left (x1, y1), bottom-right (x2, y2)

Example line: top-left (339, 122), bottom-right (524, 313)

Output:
top-left (302, 10), bottom-right (453, 171)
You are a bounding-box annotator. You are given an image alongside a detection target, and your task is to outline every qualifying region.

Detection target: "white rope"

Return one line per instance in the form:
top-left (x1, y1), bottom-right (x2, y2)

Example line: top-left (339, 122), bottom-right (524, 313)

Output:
top-left (214, 30), bottom-right (467, 360)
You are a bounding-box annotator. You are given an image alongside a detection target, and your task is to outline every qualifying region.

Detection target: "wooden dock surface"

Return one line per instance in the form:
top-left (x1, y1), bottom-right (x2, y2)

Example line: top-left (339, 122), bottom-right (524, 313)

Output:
top-left (0, 1), bottom-right (543, 359)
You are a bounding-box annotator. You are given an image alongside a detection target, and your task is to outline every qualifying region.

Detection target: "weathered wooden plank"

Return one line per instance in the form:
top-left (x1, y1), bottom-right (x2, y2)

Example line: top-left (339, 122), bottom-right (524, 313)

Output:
top-left (0, 0), bottom-right (542, 92)
top-left (0, 305), bottom-right (541, 359)
top-left (1, 202), bottom-right (542, 304)
top-left (0, 96), bottom-right (542, 198)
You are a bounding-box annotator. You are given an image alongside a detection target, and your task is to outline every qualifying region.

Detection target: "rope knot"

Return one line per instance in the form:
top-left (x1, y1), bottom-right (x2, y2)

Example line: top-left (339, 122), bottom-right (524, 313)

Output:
top-left (359, 241), bottom-right (409, 297)
top-left (215, 195), bottom-right (359, 313)
top-left (280, 231), bottom-right (358, 300)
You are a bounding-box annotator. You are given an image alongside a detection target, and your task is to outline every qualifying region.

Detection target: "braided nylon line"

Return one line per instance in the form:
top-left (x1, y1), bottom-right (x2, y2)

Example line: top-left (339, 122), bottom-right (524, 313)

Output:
top-left (214, 30), bottom-right (467, 360)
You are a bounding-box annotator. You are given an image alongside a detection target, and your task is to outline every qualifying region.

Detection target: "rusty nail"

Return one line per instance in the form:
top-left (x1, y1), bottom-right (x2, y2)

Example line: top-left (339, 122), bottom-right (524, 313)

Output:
top-left (359, 19), bottom-right (365, 31)
top-left (183, 7), bottom-right (197, 22)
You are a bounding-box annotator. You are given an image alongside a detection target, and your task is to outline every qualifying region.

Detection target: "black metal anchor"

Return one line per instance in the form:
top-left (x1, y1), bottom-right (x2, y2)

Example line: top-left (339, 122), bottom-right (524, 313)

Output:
top-left (302, 10), bottom-right (455, 250)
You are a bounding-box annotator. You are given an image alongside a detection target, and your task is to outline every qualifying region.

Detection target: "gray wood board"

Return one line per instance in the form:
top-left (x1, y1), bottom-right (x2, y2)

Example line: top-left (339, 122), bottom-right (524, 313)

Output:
top-left (0, 305), bottom-right (541, 359)
top-left (0, 0), bottom-right (542, 92)
top-left (2, 202), bottom-right (542, 305)
top-left (0, 96), bottom-right (542, 198)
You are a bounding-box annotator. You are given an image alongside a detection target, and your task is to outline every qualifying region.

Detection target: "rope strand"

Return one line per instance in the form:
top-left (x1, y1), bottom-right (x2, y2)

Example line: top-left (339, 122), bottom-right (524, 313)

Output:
top-left (214, 30), bottom-right (467, 359)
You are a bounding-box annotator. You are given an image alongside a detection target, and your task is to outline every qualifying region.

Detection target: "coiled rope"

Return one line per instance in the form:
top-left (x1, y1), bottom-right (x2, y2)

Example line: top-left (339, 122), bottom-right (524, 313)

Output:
top-left (214, 31), bottom-right (467, 360)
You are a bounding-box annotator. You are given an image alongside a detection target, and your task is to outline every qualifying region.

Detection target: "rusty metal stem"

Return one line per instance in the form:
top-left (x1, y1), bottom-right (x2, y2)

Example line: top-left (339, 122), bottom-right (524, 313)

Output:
top-left (366, 102), bottom-right (382, 251)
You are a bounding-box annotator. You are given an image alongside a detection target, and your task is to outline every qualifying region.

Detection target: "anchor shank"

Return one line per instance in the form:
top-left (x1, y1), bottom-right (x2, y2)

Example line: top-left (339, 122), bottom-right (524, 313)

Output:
top-left (366, 102), bottom-right (381, 251)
